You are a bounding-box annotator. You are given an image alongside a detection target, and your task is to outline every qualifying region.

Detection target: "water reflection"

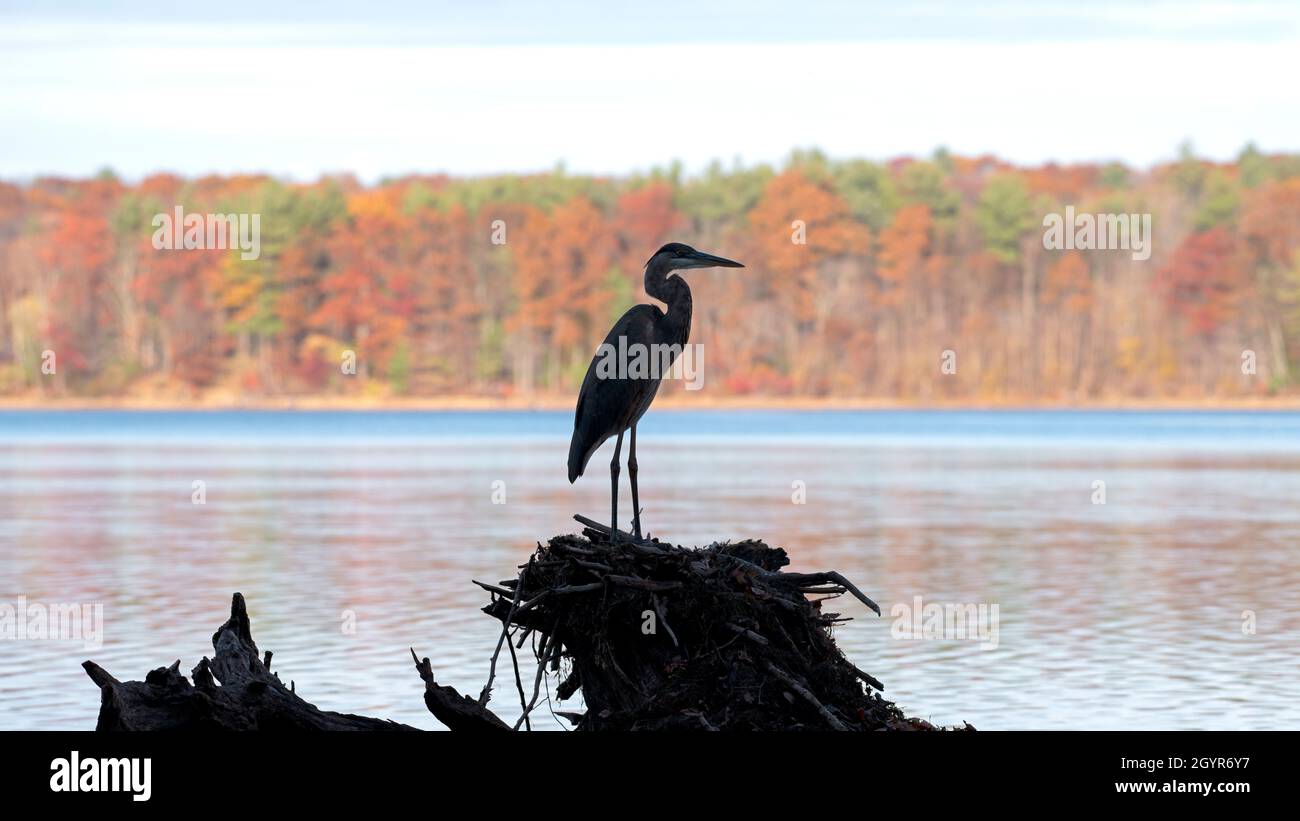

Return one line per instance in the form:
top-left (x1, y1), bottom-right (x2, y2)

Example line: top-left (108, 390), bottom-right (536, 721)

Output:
top-left (1, 410), bottom-right (1297, 730)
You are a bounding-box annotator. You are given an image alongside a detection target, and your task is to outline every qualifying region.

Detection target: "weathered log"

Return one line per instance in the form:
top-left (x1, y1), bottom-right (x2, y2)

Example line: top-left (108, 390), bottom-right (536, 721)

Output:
top-left (409, 649), bottom-right (510, 732)
top-left (83, 593), bottom-right (417, 731)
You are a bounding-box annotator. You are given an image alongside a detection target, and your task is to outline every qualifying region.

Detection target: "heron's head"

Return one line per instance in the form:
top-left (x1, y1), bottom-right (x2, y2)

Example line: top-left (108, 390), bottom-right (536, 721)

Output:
top-left (646, 242), bottom-right (744, 272)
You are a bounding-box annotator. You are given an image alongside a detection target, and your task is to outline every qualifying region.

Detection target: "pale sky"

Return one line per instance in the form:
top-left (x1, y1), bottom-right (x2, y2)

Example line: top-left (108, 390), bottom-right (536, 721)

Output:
top-left (1, 0), bottom-right (1298, 181)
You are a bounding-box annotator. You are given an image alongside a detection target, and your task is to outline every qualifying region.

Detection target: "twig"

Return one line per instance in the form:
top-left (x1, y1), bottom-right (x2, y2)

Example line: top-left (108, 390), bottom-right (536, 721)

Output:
top-left (472, 579), bottom-right (516, 597)
top-left (506, 626), bottom-right (529, 730)
top-left (763, 660), bottom-right (849, 731)
top-left (726, 622), bottom-right (770, 646)
top-left (850, 664), bottom-right (885, 692)
top-left (789, 571), bottom-right (880, 616)
top-left (513, 582), bottom-right (604, 617)
top-left (514, 638), bottom-right (563, 730)
top-left (719, 553), bottom-right (881, 616)
top-left (606, 575), bottom-right (682, 592)
top-left (652, 593), bottom-right (679, 649)
top-left (573, 514), bottom-right (666, 554)
top-left (480, 558), bottom-right (532, 706)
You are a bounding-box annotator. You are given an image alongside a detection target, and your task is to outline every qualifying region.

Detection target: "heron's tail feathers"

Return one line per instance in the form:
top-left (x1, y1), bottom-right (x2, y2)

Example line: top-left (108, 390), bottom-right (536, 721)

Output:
top-left (567, 433), bottom-right (586, 484)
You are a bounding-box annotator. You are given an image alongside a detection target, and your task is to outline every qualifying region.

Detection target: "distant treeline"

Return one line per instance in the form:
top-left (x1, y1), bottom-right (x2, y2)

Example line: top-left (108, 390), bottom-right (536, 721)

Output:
top-left (3, 145), bottom-right (1300, 401)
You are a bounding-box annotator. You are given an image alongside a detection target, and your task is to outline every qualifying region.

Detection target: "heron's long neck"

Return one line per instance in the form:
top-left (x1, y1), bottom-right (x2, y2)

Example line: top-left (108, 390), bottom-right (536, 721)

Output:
top-left (645, 264), bottom-right (692, 344)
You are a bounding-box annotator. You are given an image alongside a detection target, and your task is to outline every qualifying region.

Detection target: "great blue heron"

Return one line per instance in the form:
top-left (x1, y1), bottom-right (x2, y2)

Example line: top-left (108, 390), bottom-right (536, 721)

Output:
top-left (568, 242), bottom-right (744, 542)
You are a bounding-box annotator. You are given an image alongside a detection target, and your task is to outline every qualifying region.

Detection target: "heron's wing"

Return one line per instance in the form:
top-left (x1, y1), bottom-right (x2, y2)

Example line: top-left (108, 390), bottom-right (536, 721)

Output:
top-left (568, 304), bottom-right (664, 483)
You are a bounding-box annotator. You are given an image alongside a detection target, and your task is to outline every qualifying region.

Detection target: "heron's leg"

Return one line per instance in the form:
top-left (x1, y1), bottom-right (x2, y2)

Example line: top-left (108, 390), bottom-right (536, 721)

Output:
top-left (609, 429), bottom-right (624, 546)
top-left (628, 424), bottom-right (642, 539)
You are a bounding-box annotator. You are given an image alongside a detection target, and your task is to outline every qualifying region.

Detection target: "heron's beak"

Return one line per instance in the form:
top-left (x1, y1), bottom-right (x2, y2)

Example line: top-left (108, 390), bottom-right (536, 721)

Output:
top-left (686, 250), bottom-right (744, 269)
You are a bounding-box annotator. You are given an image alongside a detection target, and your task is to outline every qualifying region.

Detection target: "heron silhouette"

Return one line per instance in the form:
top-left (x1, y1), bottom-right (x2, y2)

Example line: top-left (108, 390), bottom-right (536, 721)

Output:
top-left (568, 242), bottom-right (744, 543)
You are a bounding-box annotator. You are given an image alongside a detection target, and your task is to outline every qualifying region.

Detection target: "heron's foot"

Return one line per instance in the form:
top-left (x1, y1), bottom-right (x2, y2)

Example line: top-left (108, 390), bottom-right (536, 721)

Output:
top-left (632, 509), bottom-right (643, 540)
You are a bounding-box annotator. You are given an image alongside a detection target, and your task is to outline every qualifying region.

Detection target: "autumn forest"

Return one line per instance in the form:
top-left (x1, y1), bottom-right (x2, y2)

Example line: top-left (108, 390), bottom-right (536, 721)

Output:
top-left (3, 145), bottom-right (1300, 405)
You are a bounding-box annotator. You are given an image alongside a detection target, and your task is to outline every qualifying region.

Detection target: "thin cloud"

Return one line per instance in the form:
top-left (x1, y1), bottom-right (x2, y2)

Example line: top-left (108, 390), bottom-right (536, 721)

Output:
top-left (1, 10), bottom-right (1297, 179)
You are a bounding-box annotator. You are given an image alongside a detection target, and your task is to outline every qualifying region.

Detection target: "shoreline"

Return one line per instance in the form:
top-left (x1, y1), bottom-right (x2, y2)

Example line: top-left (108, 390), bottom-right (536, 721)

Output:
top-left (4, 395), bottom-right (1300, 412)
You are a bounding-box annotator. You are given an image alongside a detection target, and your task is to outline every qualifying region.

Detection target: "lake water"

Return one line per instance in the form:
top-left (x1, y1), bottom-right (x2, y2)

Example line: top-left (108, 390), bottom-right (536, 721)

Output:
top-left (1, 409), bottom-right (1298, 730)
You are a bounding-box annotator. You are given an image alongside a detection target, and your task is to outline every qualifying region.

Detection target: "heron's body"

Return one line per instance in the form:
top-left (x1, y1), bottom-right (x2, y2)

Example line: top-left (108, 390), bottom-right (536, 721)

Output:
top-left (567, 293), bottom-right (689, 483)
top-left (567, 243), bottom-right (742, 541)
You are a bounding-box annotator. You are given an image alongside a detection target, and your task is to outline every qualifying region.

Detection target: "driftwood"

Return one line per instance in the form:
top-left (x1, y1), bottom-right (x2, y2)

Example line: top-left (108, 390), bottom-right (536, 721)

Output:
top-left (410, 649), bottom-right (511, 731)
top-left (86, 519), bottom-right (951, 731)
top-left (83, 593), bottom-right (416, 731)
top-left (464, 516), bottom-right (936, 731)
